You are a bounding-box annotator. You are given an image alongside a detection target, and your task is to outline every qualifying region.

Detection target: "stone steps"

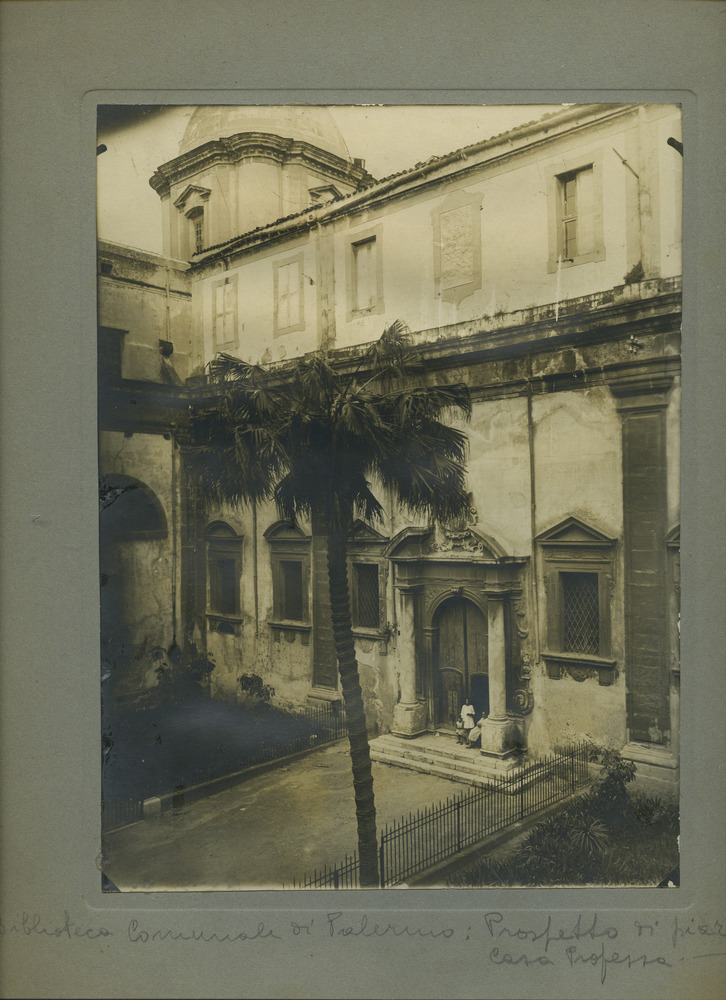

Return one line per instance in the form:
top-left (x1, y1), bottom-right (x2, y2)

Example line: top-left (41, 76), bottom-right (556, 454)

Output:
top-left (370, 733), bottom-right (502, 788)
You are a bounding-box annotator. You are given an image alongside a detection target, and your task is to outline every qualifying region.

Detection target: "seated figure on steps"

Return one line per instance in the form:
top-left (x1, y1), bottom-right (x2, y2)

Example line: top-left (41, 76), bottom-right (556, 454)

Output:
top-left (466, 713), bottom-right (487, 748)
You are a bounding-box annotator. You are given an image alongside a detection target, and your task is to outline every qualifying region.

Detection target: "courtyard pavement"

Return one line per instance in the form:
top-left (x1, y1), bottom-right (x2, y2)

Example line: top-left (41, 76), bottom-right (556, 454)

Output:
top-left (102, 738), bottom-right (470, 892)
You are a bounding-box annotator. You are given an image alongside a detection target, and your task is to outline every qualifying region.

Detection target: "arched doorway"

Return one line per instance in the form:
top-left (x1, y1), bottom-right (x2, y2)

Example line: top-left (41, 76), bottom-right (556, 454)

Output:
top-left (99, 474), bottom-right (170, 695)
top-left (434, 596), bottom-right (489, 728)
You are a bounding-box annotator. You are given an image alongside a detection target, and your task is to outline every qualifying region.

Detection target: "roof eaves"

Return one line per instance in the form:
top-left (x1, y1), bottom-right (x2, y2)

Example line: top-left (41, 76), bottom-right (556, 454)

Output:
top-left (193, 103), bottom-right (636, 265)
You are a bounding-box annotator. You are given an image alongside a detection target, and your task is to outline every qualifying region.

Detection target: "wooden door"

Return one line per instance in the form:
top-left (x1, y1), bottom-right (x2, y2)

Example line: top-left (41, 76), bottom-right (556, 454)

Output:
top-left (435, 598), bottom-right (488, 725)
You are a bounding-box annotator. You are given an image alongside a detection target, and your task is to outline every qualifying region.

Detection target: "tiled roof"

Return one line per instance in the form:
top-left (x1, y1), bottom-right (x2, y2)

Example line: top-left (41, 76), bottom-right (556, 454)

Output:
top-left (192, 104), bottom-right (621, 262)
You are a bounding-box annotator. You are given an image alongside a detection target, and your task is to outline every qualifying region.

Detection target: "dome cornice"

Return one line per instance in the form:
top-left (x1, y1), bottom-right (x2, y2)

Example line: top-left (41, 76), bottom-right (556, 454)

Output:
top-left (150, 132), bottom-right (374, 197)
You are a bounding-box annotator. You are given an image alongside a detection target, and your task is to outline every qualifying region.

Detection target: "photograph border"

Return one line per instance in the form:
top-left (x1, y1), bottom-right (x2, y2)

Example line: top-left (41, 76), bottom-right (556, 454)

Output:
top-left (2, 2), bottom-right (724, 998)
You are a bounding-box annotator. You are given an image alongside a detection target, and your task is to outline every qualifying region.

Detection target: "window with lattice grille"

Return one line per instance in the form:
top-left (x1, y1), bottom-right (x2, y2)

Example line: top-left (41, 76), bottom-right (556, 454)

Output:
top-left (353, 563), bottom-right (379, 628)
top-left (562, 572), bottom-right (599, 654)
top-left (537, 517), bottom-right (616, 678)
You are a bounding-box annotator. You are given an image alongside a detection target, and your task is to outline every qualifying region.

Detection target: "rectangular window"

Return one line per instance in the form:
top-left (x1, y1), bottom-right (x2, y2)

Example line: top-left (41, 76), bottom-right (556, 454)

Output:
top-left (353, 563), bottom-right (379, 628)
top-left (547, 155), bottom-right (604, 272)
top-left (213, 276), bottom-right (237, 351)
top-left (281, 559), bottom-right (304, 621)
top-left (193, 214), bottom-right (204, 254)
top-left (209, 555), bottom-right (237, 616)
top-left (353, 237), bottom-right (377, 311)
top-left (559, 167), bottom-right (595, 261)
top-left (561, 571), bottom-right (599, 655)
top-left (346, 228), bottom-right (383, 319)
top-left (274, 255), bottom-right (304, 335)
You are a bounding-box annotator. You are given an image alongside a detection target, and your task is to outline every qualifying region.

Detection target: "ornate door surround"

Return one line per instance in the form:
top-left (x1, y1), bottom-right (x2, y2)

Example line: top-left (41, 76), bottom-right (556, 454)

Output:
top-left (384, 522), bottom-right (532, 738)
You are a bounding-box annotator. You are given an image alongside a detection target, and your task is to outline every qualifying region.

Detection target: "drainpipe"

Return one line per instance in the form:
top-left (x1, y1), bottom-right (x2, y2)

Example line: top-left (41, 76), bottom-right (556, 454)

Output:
top-left (165, 265), bottom-right (171, 342)
top-left (526, 377), bottom-right (542, 659)
top-left (252, 501), bottom-right (259, 637)
top-left (169, 424), bottom-right (179, 662)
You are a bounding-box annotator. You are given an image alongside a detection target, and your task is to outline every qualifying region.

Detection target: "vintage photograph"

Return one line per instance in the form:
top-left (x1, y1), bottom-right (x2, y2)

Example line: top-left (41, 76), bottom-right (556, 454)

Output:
top-left (97, 103), bottom-right (682, 891)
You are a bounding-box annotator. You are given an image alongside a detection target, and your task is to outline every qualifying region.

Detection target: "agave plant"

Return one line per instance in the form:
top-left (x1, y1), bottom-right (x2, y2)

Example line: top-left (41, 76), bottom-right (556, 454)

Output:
top-left (568, 810), bottom-right (610, 857)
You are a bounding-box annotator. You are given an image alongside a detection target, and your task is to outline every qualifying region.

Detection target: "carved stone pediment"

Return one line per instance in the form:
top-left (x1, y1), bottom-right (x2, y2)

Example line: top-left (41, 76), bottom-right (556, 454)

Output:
top-left (430, 522), bottom-right (503, 559)
top-left (348, 519), bottom-right (388, 546)
top-left (173, 183), bottom-right (212, 212)
top-left (263, 520), bottom-right (309, 542)
top-left (535, 516), bottom-right (617, 553)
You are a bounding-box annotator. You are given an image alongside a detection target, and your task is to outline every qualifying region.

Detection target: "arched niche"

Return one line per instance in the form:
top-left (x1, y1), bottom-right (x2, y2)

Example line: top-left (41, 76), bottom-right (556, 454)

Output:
top-left (99, 474), bottom-right (167, 539)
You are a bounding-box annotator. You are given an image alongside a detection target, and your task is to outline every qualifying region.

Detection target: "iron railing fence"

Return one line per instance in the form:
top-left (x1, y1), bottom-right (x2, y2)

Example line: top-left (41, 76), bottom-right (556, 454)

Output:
top-left (101, 796), bottom-right (143, 832)
top-left (289, 741), bottom-right (591, 889)
top-left (102, 702), bottom-right (347, 832)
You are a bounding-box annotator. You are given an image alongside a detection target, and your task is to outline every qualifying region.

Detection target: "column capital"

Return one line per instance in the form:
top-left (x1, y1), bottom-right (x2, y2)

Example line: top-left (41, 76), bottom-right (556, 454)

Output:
top-left (396, 583), bottom-right (424, 597)
top-left (482, 585), bottom-right (510, 601)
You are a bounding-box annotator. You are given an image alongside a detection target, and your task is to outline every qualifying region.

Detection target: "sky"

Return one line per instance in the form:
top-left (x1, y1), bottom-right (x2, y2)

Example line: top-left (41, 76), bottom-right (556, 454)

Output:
top-left (96, 104), bottom-right (564, 255)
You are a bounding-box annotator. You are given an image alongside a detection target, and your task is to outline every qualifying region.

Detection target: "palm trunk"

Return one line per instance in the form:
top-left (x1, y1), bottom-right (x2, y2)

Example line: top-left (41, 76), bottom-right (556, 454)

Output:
top-left (326, 523), bottom-right (379, 887)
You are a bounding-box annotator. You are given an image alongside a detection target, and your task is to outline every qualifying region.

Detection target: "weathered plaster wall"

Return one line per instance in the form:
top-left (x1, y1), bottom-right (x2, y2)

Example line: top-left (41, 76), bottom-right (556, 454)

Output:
top-left (97, 243), bottom-right (193, 380)
top-left (466, 398), bottom-right (532, 555)
top-left (99, 431), bottom-right (176, 694)
top-left (195, 239), bottom-right (319, 365)
top-left (533, 387), bottom-right (623, 536)
top-left (528, 667), bottom-right (626, 752)
top-left (194, 106), bottom-right (681, 375)
top-left (666, 379), bottom-right (681, 530)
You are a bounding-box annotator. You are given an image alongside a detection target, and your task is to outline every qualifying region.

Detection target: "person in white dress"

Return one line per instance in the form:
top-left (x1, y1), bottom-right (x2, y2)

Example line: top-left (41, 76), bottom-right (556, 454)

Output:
top-left (460, 698), bottom-right (476, 739)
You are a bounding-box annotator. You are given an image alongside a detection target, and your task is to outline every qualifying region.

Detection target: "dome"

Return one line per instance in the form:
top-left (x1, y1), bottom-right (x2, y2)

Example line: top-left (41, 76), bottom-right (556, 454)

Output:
top-left (180, 105), bottom-right (351, 159)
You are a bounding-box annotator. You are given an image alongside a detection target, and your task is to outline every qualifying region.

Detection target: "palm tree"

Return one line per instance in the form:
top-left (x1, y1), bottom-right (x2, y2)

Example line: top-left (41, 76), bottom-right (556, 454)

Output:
top-left (187, 321), bottom-right (472, 886)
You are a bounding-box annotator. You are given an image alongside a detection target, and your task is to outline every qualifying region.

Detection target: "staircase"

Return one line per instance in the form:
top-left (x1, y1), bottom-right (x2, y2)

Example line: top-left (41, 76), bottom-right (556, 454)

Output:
top-left (370, 731), bottom-right (515, 787)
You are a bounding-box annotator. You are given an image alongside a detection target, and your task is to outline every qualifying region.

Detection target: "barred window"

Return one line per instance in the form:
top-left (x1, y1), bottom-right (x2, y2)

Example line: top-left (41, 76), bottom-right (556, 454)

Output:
top-left (353, 563), bottom-right (379, 628)
top-left (281, 559), bottom-right (304, 621)
top-left (562, 572), bottom-right (599, 655)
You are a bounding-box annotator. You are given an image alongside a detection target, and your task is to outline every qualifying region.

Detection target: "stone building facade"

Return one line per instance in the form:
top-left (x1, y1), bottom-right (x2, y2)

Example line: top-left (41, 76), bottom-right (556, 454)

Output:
top-left (98, 104), bottom-right (682, 790)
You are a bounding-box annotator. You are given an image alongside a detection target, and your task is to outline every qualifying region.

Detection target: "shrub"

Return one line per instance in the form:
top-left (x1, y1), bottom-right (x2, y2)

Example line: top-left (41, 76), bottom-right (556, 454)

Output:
top-left (587, 746), bottom-right (637, 826)
top-left (238, 672), bottom-right (275, 707)
top-left (624, 260), bottom-right (645, 285)
top-left (568, 810), bottom-right (610, 857)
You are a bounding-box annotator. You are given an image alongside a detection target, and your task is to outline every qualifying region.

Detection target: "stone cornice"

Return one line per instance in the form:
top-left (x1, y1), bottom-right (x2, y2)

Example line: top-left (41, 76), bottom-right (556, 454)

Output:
top-left (413, 279), bottom-right (681, 362)
top-left (150, 132), bottom-right (374, 197)
top-left (98, 280), bottom-right (681, 433)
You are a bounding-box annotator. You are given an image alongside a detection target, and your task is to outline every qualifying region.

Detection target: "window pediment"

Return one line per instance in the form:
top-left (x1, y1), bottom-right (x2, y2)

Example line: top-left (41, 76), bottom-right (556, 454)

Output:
top-left (309, 184), bottom-right (342, 203)
top-left (173, 184), bottom-right (212, 213)
top-left (536, 516), bottom-right (616, 552)
top-left (264, 520), bottom-right (310, 543)
top-left (348, 519), bottom-right (388, 547)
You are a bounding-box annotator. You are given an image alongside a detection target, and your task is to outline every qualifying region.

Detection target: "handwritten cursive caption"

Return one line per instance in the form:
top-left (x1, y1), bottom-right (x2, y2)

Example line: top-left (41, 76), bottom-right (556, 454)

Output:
top-left (3, 909), bottom-right (726, 985)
